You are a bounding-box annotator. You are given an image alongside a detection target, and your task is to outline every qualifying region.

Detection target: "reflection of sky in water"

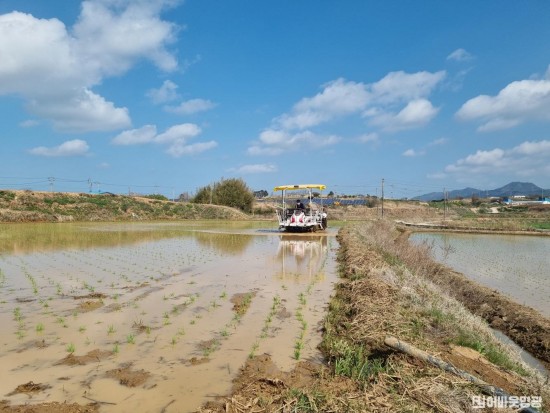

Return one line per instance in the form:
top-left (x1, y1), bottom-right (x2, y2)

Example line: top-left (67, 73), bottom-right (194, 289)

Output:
top-left (410, 233), bottom-right (550, 317)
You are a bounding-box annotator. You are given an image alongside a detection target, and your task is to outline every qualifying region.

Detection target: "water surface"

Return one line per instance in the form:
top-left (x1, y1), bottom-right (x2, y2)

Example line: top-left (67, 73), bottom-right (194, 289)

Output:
top-left (0, 222), bottom-right (338, 412)
top-left (410, 232), bottom-right (550, 317)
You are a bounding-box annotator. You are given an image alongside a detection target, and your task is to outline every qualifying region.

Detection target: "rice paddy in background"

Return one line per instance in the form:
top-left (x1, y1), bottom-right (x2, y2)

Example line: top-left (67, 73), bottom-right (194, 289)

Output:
top-left (410, 232), bottom-right (550, 317)
top-left (0, 222), bottom-right (338, 412)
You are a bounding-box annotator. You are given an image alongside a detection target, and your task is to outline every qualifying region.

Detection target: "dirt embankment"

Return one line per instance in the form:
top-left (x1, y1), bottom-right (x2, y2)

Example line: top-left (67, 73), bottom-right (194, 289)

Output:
top-left (423, 265), bottom-right (550, 369)
top-left (0, 190), bottom-right (248, 222)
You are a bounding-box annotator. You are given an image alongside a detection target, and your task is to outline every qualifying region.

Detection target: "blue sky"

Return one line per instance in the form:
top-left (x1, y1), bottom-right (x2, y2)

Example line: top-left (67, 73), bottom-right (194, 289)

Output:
top-left (1, 0), bottom-right (550, 199)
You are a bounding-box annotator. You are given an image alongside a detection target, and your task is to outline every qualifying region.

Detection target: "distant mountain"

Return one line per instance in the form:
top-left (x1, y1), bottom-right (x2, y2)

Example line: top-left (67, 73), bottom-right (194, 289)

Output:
top-left (413, 182), bottom-right (549, 201)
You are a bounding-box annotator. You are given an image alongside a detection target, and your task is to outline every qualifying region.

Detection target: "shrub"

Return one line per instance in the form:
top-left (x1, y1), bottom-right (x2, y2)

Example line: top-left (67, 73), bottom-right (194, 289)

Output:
top-left (193, 178), bottom-right (254, 213)
top-left (143, 194), bottom-right (168, 201)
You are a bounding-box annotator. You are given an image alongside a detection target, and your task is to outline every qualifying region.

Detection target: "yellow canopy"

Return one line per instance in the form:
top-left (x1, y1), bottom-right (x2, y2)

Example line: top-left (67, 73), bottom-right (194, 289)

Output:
top-left (273, 184), bottom-right (326, 191)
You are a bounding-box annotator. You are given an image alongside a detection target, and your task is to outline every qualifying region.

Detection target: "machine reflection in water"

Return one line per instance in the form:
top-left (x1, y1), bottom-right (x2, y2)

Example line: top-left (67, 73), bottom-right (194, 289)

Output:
top-left (276, 235), bottom-right (329, 282)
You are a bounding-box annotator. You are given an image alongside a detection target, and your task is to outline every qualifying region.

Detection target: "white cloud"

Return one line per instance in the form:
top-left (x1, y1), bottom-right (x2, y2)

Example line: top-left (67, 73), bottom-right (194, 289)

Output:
top-left (29, 139), bottom-right (89, 157)
top-left (147, 80), bottom-right (179, 104)
top-left (456, 77), bottom-right (550, 131)
top-left (356, 133), bottom-right (379, 143)
top-left (0, 0), bottom-right (180, 133)
top-left (402, 148), bottom-right (425, 157)
top-left (112, 125), bottom-right (157, 145)
top-left (154, 123), bottom-right (201, 143)
top-left (165, 98), bottom-right (217, 115)
top-left (427, 172), bottom-right (447, 180)
top-left (444, 140), bottom-right (550, 180)
top-left (231, 164), bottom-right (277, 174)
top-left (28, 89), bottom-right (131, 133)
top-left (369, 70), bottom-right (446, 105)
top-left (247, 146), bottom-right (284, 156)
top-left (167, 140), bottom-right (217, 157)
top-left (20, 119), bottom-right (39, 128)
top-left (73, 0), bottom-right (179, 75)
top-left (276, 78), bottom-right (369, 130)
top-left (429, 137), bottom-right (449, 146)
top-left (366, 99), bottom-right (439, 131)
top-left (112, 123), bottom-right (215, 157)
top-left (447, 48), bottom-right (473, 62)
top-left (253, 129), bottom-right (341, 154)
top-left (249, 71), bottom-right (444, 156)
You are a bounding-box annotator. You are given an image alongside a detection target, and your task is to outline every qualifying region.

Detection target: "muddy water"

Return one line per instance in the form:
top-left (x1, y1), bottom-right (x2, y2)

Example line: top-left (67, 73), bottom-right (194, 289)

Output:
top-left (410, 232), bottom-right (550, 317)
top-left (0, 222), bottom-right (339, 412)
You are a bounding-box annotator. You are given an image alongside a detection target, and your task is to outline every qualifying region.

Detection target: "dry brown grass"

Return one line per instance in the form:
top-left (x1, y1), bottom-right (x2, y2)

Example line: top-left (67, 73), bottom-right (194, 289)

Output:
top-left (320, 221), bottom-right (549, 412)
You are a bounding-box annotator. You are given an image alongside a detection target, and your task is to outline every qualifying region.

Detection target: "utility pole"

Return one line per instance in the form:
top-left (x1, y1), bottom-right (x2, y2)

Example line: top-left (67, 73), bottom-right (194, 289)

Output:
top-left (88, 178), bottom-right (93, 193)
top-left (48, 177), bottom-right (55, 193)
top-left (443, 187), bottom-right (447, 221)
top-left (381, 178), bottom-right (385, 218)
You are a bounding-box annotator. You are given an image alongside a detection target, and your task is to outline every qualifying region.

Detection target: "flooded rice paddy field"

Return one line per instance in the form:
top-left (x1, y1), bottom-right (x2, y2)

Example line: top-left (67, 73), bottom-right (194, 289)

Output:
top-left (410, 232), bottom-right (550, 317)
top-left (0, 222), bottom-right (338, 412)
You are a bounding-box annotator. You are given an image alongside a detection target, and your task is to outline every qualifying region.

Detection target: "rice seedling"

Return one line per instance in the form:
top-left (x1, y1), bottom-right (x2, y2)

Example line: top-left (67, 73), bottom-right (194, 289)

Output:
top-left (13, 307), bottom-right (22, 322)
top-left (202, 339), bottom-right (220, 356)
top-left (293, 340), bottom-right (303, 360)
top-left (112, 343), bottom-right (119, 354)
top-left (35, 323), bottom-right (44, 333)
top-left (107, 325), bottom-right (116, 335)
top-left (66, 343), bottom-right (76, 353)
top-left (248, 341), bottom-right (260, 359)
top-left (126, 333), bottom-right (136, 344)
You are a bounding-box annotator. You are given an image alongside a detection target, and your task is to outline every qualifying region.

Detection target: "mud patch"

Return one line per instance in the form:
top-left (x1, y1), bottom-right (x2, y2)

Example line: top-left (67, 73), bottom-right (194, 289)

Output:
top-left (200, 354), bottom-right (354, 412)
top-left (76, 300), bottom-right (103, 313)
top-left (55, 349), bottom-right (111, 366)
top-left (15, 340), bottom-right (48, 353)
top-left (276, 307), bottom-right (292, 320)
top-left (105, 363), bottom-right (150, 387)
top-left (102, 303), bottom-right (122, 312)
top-left (197, 339), bottom-right (220, 356)
top-left (187, 357), bottom-right (210, 366)
top-left (230, 291), bottom-right (256, 316)
top-left (0, 400), bottom-right (98, 413)
top-left (6, 382), bottom-right (50, 397)
top-left (73, 293), bottom-right (106, 300)
top-left (444, 345), bottom-right (523, 394)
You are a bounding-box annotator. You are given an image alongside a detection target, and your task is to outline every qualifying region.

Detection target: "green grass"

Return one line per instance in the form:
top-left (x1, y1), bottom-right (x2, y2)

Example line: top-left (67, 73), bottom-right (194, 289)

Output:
top-left (283, 388), bottom-right (326, 413)
top-left (325, 338), bottom-right (388, 386)
top-left (530, 221), bottom-right (550, 230)
top-left (452, 330), bottom-right (529, 376)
